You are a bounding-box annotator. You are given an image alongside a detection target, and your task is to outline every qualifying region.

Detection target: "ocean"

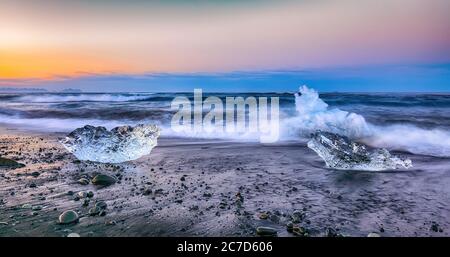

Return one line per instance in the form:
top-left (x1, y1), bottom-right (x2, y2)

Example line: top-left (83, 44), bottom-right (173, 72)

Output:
top-left (1, 88), bottom-right (450, 157)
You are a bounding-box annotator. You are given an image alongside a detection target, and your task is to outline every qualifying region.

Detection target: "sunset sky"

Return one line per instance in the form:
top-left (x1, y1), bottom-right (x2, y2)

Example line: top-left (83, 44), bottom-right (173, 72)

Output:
top-left (1, 0), bottom-right (449, 92)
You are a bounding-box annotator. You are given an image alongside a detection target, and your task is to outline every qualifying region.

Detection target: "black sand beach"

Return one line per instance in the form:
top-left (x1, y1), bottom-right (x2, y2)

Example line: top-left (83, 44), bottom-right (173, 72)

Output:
top-left (1, 127), bottom-right (449, 237)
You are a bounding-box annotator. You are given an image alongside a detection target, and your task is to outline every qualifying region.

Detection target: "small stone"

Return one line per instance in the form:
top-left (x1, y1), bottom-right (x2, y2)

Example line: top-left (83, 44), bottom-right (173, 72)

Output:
top-left (431, 222), bottom-right (440, 232)
top-left (31, 205), bottom-right (42, 211)
top-left (142, 189), bottom-right (152, 196)
top-left (77, 191), bottom-right (87, 198)
top-left (31, 171), bottom-right (40, 177)
top-left (286, 222), bottom-right (294, 232)
top-left (367, 232), bottom-right (381, 237)
top-left (82, 199), bottom-right (90, 207)
top-left (87, 191), bottom-right (94, 198)
top-left (91, 174), bottom-right (117, 187)
top-left (258, 212), bottom-right (269, 220)
top-left (256, 227), bottom-right (278, 237)
top-left (29, 183), bottom-right (37, 188)
top-left (291, 210), bottom-right (304, 223)
top-left (95, 201), bottom-right (107, 210)
top-left (292, 226), bottom-right (308, 237)
top-left (106, 220), bottom-right (117, 226)
top-left (22, 204), bottom-right (32, 209)
top-left (67, 233), bottom-right (80, 237)
top-left (89, 206), bottom-right (101, 216)
top-left (77, 178), bottom-right (90, 185)
top-left (58, 210), bottom-right (79, 224)
top-left (325, 227), bottom-right (342, 237)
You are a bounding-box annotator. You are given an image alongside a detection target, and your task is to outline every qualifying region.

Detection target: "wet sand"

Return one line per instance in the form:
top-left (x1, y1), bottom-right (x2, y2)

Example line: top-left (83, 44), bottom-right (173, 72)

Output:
top-left (1, 126), bottom-right (449, 237)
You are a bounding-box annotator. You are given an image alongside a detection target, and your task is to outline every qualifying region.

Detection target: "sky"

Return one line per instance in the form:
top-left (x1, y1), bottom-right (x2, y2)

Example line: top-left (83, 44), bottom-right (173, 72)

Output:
top-left (0, 0), bottom-right (449, 92)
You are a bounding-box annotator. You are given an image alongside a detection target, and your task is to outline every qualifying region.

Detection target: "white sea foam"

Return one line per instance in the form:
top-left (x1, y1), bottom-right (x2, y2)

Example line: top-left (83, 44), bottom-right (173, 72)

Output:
top-left (367, 125), bottom-right (450, 157)
top-left (0, 114), bottom-right (131, 132)
top-left (284, 86), bottom-right (371, 138)
top-left (1, 87), bottom-right (450, 157)
top-left (290, 86), bottom-right (450, 157)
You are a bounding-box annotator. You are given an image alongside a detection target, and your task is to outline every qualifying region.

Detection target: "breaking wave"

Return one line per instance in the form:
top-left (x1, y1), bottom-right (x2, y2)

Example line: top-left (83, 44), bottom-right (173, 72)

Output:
top-left (289, 86), bottom-right (450, 157)
top-left (1, 88), bottom-right (450, 157)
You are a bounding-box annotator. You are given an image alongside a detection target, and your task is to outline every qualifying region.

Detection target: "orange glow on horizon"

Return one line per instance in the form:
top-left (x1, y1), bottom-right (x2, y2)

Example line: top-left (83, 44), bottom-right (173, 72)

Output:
top-left (0, 49), bottom-right (135, 79)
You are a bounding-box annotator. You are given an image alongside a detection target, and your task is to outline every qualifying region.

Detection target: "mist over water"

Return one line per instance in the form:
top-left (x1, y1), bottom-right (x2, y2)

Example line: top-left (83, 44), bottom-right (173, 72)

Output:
top-left (1, 88), bottom-right (450, 157)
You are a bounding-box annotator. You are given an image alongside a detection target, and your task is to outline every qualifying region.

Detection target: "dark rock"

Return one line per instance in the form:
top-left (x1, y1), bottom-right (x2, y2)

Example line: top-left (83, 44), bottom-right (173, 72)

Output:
top-left (95, 201), bottom-right (107, 210)
top-left (258, 212), bottom-right (269, 220)
top-left (89, 206), bottom-right (101, 216)
top-left (292, 226), bottom-right (309, 237)
top-left (431, 222), bottom-right (441, 232)
top-left (286, 222), bottom-right (294, 232)
top-left (0, 157), bottom-right (25, 169)
top-left (256, 227), bottom-right (278, 237)
top-left (142, 189), bottom-right (152, 196)
top-left (325, 227), bottom-right (343, 237)
top-left (82, 199), bottom-right (90, 207)
top-left (91, 174), bottom-right (117, 187)
top-left (291, 210), bottom-right (305, 223)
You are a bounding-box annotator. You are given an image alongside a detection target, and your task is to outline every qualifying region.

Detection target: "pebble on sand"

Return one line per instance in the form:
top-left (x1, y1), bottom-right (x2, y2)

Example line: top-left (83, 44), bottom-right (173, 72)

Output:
top-left (89, 206), bottom-right (101, 216)
top-left (95, 201), bottom-right (107, 210)
top-left (78, 178), bottom-right (90, 185)
top-left (58, 210), bottom-right (79, 224)
top-left (77, 191), bottom-right (88, 198)
top-left (367, 232), bottom-right (381, 237)
top-left (0, 157), bottom-right (25, 169)
top-left (67, 233), bottom-right (80, 237)
top-left (256, 226), bottom-right (278, 237)
top-left (91, 174), bottom-right (117, 186)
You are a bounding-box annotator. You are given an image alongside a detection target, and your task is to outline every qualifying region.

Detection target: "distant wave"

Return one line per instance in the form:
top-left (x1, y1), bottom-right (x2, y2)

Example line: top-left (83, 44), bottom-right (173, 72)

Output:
top-left (13, 93), bottom-right (156, 103)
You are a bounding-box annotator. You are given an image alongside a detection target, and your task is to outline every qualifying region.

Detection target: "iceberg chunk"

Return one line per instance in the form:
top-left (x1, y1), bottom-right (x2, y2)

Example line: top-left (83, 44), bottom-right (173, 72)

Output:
top-left (307, 131), bottom-right (412, 171)
top-left (61, 124), bottom-right (160, 163)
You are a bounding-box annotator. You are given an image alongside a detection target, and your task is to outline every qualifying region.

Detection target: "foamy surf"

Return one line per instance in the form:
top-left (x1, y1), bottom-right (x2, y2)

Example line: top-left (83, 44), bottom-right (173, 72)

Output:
top-left (291, 86), bottom-right (450, 157)
top-left (1, 88), bottom-right (450, 157)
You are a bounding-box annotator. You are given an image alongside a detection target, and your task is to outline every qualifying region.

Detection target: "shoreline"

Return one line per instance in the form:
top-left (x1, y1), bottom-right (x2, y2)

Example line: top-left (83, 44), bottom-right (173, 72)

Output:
top-left (1, 126), bottom-right (450, 237)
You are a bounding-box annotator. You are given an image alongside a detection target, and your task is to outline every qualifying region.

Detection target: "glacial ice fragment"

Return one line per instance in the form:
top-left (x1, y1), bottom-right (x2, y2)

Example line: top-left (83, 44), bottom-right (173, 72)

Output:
top-left (61, 124), bottom-right (160, 163)
top-left (307, 131), bottom-right (412, 171)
